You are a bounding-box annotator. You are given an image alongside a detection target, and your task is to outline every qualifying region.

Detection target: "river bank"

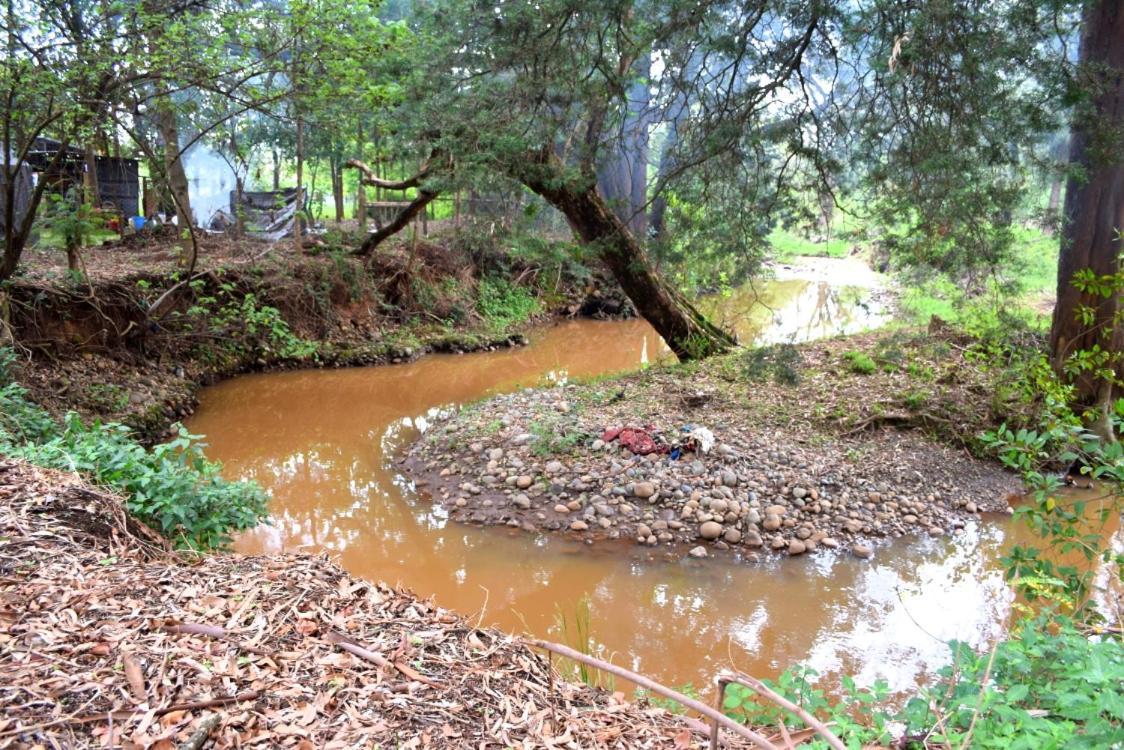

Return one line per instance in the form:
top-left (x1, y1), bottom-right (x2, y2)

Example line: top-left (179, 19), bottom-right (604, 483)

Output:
top-left (3, 227), bottom-right (619, 441)
top-left (403, 326), bottom-right (1025, 561)
top-left (0, 458), bottom-right (759, 749)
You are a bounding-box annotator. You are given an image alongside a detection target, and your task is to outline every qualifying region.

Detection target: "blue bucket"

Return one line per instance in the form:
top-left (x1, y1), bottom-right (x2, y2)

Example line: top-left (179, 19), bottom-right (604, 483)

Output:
top-left (131, 216), bottom-right (146, 231)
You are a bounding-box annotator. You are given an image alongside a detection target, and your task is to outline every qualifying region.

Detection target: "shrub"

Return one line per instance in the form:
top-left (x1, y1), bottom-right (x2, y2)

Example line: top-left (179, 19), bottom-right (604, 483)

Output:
top-left (0, 355), bottom-right (267, 549)
top-left (477, 277), bottom-right (540, 331)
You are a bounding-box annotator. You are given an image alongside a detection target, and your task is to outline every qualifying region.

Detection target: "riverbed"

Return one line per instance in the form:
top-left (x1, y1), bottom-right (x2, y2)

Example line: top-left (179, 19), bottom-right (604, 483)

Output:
top-left (186, 268), bottom-right (1080, 694)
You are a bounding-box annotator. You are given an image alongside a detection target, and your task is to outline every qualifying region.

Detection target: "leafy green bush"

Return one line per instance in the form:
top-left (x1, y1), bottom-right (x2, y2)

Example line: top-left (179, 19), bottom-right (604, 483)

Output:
top-left (901, 616), bottom-right (1124, 749)
top-left (477, 276), bottom-right (540, 331)
top-left (742, 343), bottom-right (803, 385)
top-left (0, 354), bottom-right (267, 549)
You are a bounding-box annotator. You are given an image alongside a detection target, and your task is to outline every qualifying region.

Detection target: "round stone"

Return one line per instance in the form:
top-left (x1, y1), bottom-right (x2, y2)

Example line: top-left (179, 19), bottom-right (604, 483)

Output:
top-left (699, 521), bottom-right (723, 540)
top-left (852, 544), bottom-right (873, 559)
top-left (516, 475), bottom-right (533, 489)
top-left (633, 481), bottom-right (656, 499)
top-left (788, 539), bottom-right (807, 555)
top-left (723, 529), bottom-right (742, 544)
top-left (688, 545), bottom-right (708, 559)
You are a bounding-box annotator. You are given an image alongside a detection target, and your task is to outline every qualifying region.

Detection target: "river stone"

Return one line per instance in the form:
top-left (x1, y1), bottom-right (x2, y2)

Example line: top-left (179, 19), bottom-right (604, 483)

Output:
top-left (699, 521), bottom-right (723, 540)
top-left (510, 433), bottom-right (533, 446)
top-left (570, 520), bottom-right (588, 531)
top-left (788, 539), bottom-right (807, 555)
top-left (512, 494), bottom-right (531, 509)
top-left (723, 529), bottom-right (742, 544)
top-left (553, 504), bottom-right (570, 514)
top-left (820, 537), bottom-right (839, 548)
top-left (516, 475), bottom-right (533, 489)
top-left (454, 498), bottom-right (467, 507)
top-left (744, 531), bottom-right (763, 547)
top-left (766, 504), bottom-right (786, 516)
top-left (762, 514), bottom-right (782, 532)
top-left (720, 470), bottom-right (738, 487)
top-left (709, 498), bottom-right (729, 514)
top-left (633, 482), bottom-right (656, 499)
top-left (688, 546), bottom-right (708, 559)
top-left (852, 544), bottom-right (873, 559)
top-left (793, 487), bottom-right (807, 499)
top-left (591, 439), bottom-right (605, 451)
top-left (965, 501), bottom-right (978, 513)
top-left (637, 524), bottom-right (652, 538)
top-left (545, 460), bottom-right (565, 474)
top-left (487, 448), bottom-right (504, 461)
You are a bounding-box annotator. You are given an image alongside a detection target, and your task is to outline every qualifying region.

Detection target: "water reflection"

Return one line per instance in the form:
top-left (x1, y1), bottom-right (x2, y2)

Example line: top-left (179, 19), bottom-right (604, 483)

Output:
top-left (188, 284), bottom-right (1070, 695)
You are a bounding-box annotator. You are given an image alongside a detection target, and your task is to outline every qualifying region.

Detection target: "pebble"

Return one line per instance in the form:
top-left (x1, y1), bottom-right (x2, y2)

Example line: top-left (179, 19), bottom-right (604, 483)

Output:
top-left (689, 546), bottom-right (708, 559)
top-left (699, 521), bottom-right (723, 540)
top-left (410, 379), bottom-right (1016, 563)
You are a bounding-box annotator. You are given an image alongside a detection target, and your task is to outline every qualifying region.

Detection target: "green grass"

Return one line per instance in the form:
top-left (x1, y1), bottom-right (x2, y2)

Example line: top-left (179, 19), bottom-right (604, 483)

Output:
top-left (768, 228), bottom-right (851, 260)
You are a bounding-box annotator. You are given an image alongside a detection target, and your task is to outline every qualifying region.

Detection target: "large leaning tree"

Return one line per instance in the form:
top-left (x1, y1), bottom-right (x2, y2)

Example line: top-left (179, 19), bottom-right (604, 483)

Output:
top-left (360, 0), bottom-right (846, 361)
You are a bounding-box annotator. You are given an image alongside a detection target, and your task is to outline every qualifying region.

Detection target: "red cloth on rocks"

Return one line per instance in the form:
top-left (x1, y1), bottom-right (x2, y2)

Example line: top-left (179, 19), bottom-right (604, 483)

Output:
top-left (600, 426), bottom-right (670, 455)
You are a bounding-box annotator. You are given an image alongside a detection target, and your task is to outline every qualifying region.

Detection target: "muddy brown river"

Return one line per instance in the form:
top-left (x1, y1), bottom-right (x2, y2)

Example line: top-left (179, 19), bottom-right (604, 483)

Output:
top-left (187, 272), bottom-right (1116, 695)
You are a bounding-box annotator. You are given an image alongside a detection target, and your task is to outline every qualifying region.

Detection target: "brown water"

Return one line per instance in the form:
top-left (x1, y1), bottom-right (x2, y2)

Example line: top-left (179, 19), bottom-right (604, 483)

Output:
top-left (187, 279), bottom-right (1116, 696)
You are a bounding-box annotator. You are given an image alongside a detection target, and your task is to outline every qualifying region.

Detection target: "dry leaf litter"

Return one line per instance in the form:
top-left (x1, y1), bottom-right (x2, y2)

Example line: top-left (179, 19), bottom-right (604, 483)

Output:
top-left (0, 459), bottom-right (761, 749)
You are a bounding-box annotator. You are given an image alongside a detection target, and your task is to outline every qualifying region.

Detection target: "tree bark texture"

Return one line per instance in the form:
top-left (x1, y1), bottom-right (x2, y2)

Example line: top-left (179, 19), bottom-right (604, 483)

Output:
top-left (1050, 0), bottom-right (1124, 427)
top-left (155, 97), bottom-right (193, 230)
top-left (519, 157), bottom-right (734, 360)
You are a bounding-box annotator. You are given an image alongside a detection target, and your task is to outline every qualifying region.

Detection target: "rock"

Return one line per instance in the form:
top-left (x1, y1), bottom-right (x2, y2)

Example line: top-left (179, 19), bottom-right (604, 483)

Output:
top-left (788, 540), bottom-right (806, 555)
top-left (512, 494), bottom-right (531, 509)
top-left (637, 524), bottom-right (652, 538)
top-left (487, 448), bottom-right (504, 461)
top-left (688, 546), bottom-right (708, 559)
top-left (928, 526), bottom-right (944, 536)
top-left (594, 503), bottom-right (614, 517)
top-left (709, 498), bottom-right (729, 514)
top-left (720, 470), bottom-right (738, 487)
top-left (762, 514), bottom-right (782, 532)
top-left (633, 482), bottom-right (656, 499)
top-left (516, 475), bottom-right (533, 489)
top-left (699, 521), bottom-right (723, 540)
top-left (469, 442), bottom-right (483, 453)
top-left (852, 544), bottom-right (873, 559)
top-left (766, 504), bottom-right (787, 516)
top-left (591, 439), bottom-right (605, 451)
top-left (965, 501), bottom-right (978, 513)
top-left (820, 537), bottom-right (839, 548)
top-left (553, 504), bottom-right (570, 514)
top-left (454, 498), bottom-right (468, 507)
top-left (510, 433), bottom-right (534, 446)
top-left (570, 520), bottom-right (589, 531)
top-left (744, 531), bottom-right (763, 547)
top-left (723, 529), bottom-right (742, 544)
top-left (545, 460), bottom-right (565, 474)
top-left (792, 487), bottom-right (807, 499)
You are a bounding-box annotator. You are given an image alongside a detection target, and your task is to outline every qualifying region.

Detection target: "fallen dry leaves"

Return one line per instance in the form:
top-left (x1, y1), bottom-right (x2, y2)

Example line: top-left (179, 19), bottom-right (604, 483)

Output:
top-left (0, 460), bottom-right (745, 749)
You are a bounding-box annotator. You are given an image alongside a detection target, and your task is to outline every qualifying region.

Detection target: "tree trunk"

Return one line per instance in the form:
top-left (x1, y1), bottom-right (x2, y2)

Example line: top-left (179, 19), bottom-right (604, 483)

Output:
top-left (272, 148), bottom-right (281, 191)
top-left (83, 144), bottom-right (100, 206)
top-left (355, 189), bottom-right (438, 255)
top-left (356, 121), bottom-right (367, 231)
top-left (155, 97), bottom-right (192, 230)
top-left (519, 156), bottom-right (734, 360)
top-left (597, 57), bottom-right (650, 237)
top-left (1049, 0), bottom-right (1124, 437)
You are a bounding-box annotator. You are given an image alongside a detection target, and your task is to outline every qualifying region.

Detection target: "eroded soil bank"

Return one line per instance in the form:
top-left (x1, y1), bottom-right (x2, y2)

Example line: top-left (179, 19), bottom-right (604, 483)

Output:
top-left (3, 228), bottom-right (618, 440)
top-left (404, 328), bottom-right (1024, 561)
top-left (0, 459), bottom-right (744, 749)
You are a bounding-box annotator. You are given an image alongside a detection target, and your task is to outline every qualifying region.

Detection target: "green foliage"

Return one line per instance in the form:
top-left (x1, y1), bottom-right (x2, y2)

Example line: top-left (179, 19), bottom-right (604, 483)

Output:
top-left (553, 595), bottom-right (612, 689)
top-left (476, 277), bottom-right (540, 332)
top-left (177, 281), bottom-right (318, 362)
top-left (0, 351), bottom-right (267, 549)
top-left (842, 350), bottom-right (876, 375)
top-left (721, 665), bottom-right (892, 749)
top-left (900, 616), bottom-right (1124, 749)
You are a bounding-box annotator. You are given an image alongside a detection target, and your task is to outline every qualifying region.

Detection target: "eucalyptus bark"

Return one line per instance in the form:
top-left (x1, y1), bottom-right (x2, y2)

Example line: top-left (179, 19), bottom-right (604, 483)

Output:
top-left (1049, 0), bottom-right (1124, 436)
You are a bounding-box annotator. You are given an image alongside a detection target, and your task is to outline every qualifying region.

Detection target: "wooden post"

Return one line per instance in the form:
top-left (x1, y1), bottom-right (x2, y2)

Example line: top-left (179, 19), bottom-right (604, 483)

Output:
top-left (356, 122), bottom-right (367, 231)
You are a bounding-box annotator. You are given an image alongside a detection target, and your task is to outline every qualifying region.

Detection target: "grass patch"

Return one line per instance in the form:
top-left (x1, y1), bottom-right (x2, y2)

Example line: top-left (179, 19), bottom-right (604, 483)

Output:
top-left (843, 350), bottom-right (877, 374)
